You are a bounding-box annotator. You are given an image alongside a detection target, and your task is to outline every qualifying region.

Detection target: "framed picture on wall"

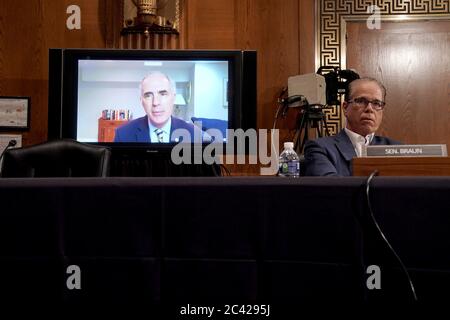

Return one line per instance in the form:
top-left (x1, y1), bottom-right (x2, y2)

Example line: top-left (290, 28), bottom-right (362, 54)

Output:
top-left (0, 96), bottom-right (30, 131)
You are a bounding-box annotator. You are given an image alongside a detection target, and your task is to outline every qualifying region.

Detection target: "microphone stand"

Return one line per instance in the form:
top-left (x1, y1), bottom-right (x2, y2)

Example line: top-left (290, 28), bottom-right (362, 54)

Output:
top-left (0, 139), bottom-right (18, 176)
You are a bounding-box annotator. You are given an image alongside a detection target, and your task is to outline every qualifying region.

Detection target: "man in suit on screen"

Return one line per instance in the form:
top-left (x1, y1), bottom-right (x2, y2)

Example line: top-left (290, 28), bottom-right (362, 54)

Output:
top-left (304, 77), bottom-right (402, 176)
top-left (114, 71), bottom-right (208, 143)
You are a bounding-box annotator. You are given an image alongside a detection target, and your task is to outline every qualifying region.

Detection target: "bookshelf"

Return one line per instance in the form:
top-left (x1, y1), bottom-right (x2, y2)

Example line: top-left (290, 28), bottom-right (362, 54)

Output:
top-left (98, 118), bottom-right (129, 142)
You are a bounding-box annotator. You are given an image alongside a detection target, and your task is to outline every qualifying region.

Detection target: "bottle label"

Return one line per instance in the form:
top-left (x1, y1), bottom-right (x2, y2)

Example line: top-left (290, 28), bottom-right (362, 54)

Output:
top-left (279, 160), bottom-right (300, 175)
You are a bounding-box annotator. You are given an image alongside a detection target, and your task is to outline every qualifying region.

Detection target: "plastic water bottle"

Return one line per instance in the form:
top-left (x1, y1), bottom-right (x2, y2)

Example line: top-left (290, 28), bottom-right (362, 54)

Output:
top-left (278, 142), bottom-right (300, 177)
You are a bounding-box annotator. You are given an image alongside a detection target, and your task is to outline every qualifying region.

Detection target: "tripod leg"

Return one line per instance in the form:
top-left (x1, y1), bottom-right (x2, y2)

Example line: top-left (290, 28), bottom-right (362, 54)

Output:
top-left (299, 114), bottom-right (310, 154)
top-left (293, 128), bottom-right (302, 153)
top-left (295, 111), bottom-right (307, 152)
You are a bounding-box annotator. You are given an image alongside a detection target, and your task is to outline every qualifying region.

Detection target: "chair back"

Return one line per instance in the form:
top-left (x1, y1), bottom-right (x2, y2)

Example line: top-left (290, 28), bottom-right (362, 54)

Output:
top-left (1, 139), bottom-right (111, 177)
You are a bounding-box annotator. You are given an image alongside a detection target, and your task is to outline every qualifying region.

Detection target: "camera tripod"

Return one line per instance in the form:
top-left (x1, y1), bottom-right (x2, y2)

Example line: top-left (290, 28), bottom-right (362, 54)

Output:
top-left (294, 104), bottom-right (330, 154)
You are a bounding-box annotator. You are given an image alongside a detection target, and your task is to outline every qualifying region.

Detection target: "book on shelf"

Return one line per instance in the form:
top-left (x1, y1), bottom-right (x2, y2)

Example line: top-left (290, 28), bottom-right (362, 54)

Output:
top-left (101, 109), bottom-right (132, 121)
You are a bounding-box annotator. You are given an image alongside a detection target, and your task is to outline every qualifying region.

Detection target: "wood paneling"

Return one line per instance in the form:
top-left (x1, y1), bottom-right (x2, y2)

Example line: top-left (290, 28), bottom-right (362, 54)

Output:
top-left (105, 0), bottom-right (123, 48)
top-left (0, 0), bottom-right (107, 145)
top-left (4, 0), bottom-right (449, 175)
top-left (184, 0), bottom-right (316, 175)
top-left (235, 0), bottom-right (300, 131)
top-left (299, 0), bottom-right (315, 75)
top-left (184, 0), bottom-right (316, 130)
top-left (1, 0), bottom-right (317, 177)
top-left (346, 20), bottom-right (450, 147)
top-left (353, 157), bottom-right (450, 176)
top-left (185, 0), bottom-right (235, 49)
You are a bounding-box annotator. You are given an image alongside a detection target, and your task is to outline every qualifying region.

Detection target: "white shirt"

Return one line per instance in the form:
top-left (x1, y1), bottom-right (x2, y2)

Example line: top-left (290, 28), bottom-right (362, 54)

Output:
top-left (344, 128), bottom-right (374, 157)
top-left (148, 118), bottom-right (171, 143)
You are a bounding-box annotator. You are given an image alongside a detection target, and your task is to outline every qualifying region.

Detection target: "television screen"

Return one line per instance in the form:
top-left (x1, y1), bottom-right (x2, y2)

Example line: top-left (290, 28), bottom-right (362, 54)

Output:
top-left (77, 59), bottom-right (229, 144)
top-left (48, 49), bottom-right (257, 152)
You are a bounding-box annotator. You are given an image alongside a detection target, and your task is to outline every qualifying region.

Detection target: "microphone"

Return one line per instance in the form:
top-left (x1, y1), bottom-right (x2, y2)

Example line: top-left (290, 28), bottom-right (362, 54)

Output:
top-left (8, 139), bottom-right (17, 148)
top-left (0, 139), bottom-right (17, 174)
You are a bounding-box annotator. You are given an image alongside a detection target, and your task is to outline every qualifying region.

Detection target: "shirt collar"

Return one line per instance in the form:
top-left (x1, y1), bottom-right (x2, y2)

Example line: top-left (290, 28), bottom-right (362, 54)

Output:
top-left (344, 127), bottom-right (374, 157)
top-left (344, 127), bottom-right (374, 145)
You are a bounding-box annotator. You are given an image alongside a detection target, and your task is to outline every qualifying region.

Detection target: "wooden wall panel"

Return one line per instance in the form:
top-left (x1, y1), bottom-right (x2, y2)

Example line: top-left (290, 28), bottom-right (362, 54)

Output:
top-left (1, 0), bottom-right (317, 171)
top-left (183, 0), bottom-right (315, 175)
top-left (185, 0), bottom-right (235, 49)
top-left (235, 0), bottom-right (300, 131)
top-left (346, 20), bottom-right (450, 147)
top-left (185, 0), bottom-right (316, 131)
top-left (3, 0), bottom-right (447, 172)
top-left (299, 0), bottom-right (316, 75)
top-left (0, 0), bottom-right (107, 145)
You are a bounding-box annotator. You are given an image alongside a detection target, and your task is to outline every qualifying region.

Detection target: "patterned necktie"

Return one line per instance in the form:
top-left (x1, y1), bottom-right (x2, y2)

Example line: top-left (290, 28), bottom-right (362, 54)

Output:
top-left (155, 128), bottom-right (164, 143)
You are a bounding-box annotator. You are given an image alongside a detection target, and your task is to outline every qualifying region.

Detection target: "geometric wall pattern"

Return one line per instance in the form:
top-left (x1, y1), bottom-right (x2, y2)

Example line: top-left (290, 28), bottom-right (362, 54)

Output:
top-left (317, 0), bottom-right (450, 134)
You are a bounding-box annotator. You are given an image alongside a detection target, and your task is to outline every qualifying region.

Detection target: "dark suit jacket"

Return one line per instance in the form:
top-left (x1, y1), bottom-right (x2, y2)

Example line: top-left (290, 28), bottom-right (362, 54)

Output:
top-left (114, 116), bottom-right (206, 143)
top-left (304, 129), bottom-right (402, 176)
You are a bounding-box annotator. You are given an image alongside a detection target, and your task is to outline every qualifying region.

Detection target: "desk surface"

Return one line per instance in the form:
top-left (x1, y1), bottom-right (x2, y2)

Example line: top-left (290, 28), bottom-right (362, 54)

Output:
top-left (1, 176), bottom-right (450, 304)
top-left (2, 174), bottom-right (450, 185)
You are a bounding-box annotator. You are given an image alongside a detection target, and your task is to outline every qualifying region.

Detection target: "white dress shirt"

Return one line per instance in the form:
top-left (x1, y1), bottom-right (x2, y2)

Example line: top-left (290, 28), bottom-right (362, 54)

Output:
top-left (344, 128), bottom-right (374, 157)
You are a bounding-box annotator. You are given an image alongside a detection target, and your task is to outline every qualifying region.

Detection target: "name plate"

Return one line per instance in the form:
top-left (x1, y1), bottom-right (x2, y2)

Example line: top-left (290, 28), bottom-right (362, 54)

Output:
top-left (362, 144), bottom-right (448, 157)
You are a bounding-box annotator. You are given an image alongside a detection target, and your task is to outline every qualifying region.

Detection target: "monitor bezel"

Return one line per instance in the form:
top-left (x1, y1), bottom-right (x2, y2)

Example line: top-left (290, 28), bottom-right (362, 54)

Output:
top-left (55, 48), bottom-right (252, 152)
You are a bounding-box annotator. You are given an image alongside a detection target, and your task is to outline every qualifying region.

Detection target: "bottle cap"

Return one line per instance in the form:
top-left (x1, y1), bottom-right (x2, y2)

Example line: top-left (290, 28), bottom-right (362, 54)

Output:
top-left (284, 142), bottom-right (294, 149)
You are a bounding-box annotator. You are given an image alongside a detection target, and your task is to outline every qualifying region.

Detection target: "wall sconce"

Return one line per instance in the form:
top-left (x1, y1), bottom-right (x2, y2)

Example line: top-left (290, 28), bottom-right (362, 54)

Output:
top-left (122, 0), bottom-right (181, 36)
top-left (132, 0), bottom-right (157, 25)
top-left (174, 93), bottom-right (187, 117)
top-left (175, 93), bottom-right (187, 106)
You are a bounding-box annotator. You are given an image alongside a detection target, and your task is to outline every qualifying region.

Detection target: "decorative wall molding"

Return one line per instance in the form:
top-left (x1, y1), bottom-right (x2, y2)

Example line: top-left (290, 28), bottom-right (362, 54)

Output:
top-left (315, 0), bottom-right (450, 134)
top-left (316, 0), bottom-right (449, 69)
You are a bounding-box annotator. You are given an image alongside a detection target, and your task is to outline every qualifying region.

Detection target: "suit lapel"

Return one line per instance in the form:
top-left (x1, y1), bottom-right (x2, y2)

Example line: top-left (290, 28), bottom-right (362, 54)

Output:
top-left (170, 116), bottom-right (191, 142)
top-left (135, 117), bottom-right (150, 142)
top-left (169, 116), bottom-right (178, 142)
top-left (370, 136), bottom-right (384, 146)
top-left (335, 130), bottom-right (356, 161)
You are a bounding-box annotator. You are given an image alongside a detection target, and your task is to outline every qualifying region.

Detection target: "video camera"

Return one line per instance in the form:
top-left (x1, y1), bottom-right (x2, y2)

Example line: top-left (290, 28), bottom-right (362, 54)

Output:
top-left (278, 67), bottom-right (360, 153)
top-left (316, 66), bottom-right (360, 105)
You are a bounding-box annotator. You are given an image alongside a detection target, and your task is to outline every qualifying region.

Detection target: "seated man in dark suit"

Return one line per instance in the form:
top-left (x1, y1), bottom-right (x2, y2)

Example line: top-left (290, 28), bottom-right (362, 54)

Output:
top-left (304, 77), bottom-right (401, 176)
top-left (114, 71), bottom-right (209, 143)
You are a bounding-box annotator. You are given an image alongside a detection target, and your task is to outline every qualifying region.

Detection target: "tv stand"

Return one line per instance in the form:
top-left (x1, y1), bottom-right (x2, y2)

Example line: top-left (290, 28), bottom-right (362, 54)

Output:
top-left (109, 148), bottom-right (220, 177)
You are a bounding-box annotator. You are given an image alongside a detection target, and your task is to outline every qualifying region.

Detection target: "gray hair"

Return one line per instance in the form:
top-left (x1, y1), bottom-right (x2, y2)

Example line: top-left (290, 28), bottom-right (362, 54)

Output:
top-left (140, 71), bottom-right (176, 95)
top-left (346, 77), bottom-right (386, 101)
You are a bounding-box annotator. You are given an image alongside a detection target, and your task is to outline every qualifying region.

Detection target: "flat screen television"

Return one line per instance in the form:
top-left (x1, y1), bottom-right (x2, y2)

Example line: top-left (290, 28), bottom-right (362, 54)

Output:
top-left (48, 48), bottom-right (257, 155)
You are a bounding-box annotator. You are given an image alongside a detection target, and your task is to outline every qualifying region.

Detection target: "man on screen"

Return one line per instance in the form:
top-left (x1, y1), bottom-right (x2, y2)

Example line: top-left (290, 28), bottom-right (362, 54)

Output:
top-left (114, 71), bottom-right (208, 143)
top-left (304, 77), bottom-right (402, 176)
